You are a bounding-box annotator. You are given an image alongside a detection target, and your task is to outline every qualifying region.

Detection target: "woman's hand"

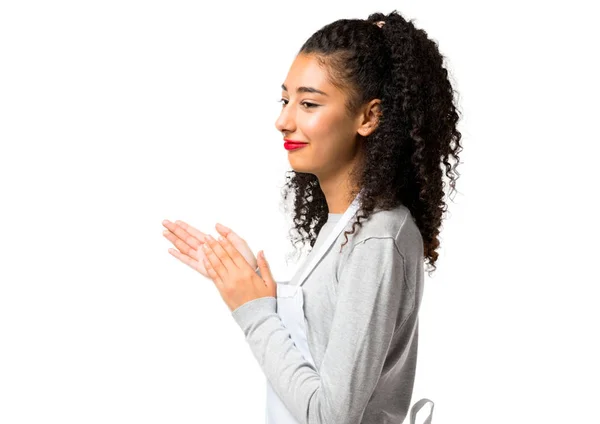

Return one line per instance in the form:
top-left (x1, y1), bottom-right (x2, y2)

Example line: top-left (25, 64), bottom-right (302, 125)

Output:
top-left (162, 219), bottom-right (257, 280)
top-left (201, 234), bottom-right (276, 312)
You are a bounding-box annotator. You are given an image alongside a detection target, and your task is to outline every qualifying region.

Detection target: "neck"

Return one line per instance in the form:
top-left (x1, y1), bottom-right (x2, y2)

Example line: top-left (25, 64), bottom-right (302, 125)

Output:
top-left (321, 181), bottom-right (353, 214)
top-left (317, 150), bottom-right (363, 214)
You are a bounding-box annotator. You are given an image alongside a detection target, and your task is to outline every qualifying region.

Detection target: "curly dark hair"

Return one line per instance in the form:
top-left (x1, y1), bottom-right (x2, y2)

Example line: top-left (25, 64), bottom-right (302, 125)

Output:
top-left (279, 10), bottom-right (462, 276)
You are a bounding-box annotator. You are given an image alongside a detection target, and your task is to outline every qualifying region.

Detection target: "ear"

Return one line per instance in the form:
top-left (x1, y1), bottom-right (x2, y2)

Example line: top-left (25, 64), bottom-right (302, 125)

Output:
top-left (356, 99), bottom-right (382, 137)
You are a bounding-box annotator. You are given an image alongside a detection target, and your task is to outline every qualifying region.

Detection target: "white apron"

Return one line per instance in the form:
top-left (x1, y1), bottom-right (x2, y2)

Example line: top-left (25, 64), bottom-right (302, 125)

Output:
top-left (265, 192), bottom-right (434, 424)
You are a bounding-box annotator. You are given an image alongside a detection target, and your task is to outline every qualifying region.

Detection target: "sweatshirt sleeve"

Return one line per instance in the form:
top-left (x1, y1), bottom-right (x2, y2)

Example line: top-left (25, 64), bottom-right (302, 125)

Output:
top-left (231, 237), bottom-right (411, 424)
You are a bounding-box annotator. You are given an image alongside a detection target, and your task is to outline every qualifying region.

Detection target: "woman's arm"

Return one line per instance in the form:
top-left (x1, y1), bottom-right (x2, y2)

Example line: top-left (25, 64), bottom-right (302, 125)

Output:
top-left (232, 236), bottom-right (417, 424)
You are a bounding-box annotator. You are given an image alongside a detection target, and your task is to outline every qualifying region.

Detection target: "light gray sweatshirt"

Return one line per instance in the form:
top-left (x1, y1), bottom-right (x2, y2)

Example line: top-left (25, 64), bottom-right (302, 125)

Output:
top-left (231, 204), bottom-right (425, 424)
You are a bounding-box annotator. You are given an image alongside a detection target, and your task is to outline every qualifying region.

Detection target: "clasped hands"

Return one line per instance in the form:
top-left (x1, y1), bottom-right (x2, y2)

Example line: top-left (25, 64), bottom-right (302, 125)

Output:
top-left (162, 219), bottom-right (276, 313)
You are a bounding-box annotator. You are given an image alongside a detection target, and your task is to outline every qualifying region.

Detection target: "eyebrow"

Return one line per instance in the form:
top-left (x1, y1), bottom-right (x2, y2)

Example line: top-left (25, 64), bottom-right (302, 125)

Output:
top-left (281, 84), bottom-right (328, 96)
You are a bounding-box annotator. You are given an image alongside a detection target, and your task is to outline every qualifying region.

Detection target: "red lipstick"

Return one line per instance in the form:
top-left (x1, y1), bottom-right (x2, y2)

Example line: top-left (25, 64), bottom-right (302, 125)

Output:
top-left (284, 139), bottom-right (308, 151)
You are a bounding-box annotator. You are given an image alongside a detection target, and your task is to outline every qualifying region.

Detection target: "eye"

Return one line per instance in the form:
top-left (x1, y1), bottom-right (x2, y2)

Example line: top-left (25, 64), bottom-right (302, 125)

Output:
top-left (277, 99), bottom-right (318, 109)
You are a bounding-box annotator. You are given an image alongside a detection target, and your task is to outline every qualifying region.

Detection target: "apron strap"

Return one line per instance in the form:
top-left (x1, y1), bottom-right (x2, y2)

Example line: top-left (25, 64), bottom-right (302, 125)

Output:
top-left (409, 398), bottom-right (434, 424)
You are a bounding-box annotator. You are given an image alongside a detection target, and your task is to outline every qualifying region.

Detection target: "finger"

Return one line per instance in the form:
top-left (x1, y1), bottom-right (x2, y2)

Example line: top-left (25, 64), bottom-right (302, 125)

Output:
top-left (215, 234), bottom-right (252, 270)
top-left (214, 222), bottom-right (232, 237)
top-left (162, 220), bottom-right (203, 250)
top-left (163, 230), bottom-right (199, 259)
top-left (205, 235), bottom-right (238, 271)
top-left (215, 223), bottom-right (248, 246)
top-left (203, 257), bottom-right (223, 287)
top-left (176, 220), bottom-right (209, 244)
top-left (168, 247), bottom-right (202, 273)
top-left (202, 237), bottom-right (228, 280)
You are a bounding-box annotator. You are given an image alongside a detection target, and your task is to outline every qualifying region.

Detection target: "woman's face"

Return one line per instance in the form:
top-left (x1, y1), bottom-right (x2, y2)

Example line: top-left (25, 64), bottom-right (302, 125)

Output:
top-left (275, 53), bottom-right (363, 179)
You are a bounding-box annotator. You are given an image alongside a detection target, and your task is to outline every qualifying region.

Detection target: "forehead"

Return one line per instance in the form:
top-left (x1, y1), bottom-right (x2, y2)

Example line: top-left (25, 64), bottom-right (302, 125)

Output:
top-left (283, 53), bottom-right (336, 94)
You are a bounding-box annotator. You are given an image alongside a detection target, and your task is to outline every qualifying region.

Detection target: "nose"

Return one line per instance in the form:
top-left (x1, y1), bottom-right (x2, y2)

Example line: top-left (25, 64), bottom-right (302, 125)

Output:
top-left (275, 102), bottom-right (295, 135)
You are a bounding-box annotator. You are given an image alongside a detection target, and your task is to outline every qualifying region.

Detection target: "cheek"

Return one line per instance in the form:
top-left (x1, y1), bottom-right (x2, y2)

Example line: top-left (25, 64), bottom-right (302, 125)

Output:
top-left (302, 114), bottom-right (329, 138)
top-left (303, 111), bottom-right (347, 140)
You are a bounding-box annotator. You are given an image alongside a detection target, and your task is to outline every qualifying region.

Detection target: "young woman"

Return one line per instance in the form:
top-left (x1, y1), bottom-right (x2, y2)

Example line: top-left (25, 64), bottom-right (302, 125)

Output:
top-left (162, 10), bottom-right (461, 424)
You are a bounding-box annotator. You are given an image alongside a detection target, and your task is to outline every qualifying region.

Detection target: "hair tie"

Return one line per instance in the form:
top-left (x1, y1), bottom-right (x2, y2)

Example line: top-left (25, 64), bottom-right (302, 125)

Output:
top-left (375, 21), bottom-right (385, 28)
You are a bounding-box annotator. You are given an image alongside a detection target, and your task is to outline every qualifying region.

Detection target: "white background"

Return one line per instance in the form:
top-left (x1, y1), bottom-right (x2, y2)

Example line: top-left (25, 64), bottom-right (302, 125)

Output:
top-left (1, 1), bottom-right (598, 423)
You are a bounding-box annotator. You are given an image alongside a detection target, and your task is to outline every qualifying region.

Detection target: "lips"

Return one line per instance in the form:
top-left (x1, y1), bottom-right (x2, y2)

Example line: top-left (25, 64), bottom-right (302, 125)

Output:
top-left (284, 140), bottom-right (308, 151)
top-left (283, 139), bottom-right (308, 151)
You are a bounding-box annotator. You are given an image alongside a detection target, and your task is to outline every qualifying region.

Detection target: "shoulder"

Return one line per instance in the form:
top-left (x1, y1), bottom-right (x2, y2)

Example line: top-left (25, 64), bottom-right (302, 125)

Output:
top-left (343, 204), bottom-right (423, 257)
top-left (336, 204), bottom-right (424, 295)
top-left (334, 204), bottom-right (421, 266)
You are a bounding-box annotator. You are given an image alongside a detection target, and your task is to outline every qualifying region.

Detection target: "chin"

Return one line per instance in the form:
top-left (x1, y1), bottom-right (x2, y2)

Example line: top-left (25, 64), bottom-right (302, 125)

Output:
top-left (288, 163), bottom-right (318, 177)
top-left (287, 150), bottom-right (320, 175)
top-left (288, 163), bottom-right (308, 173)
